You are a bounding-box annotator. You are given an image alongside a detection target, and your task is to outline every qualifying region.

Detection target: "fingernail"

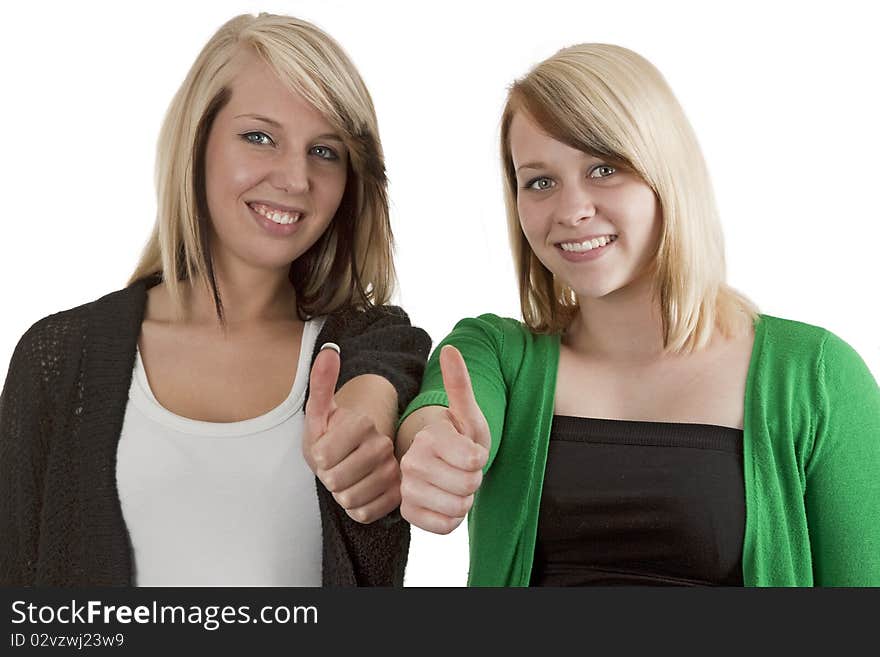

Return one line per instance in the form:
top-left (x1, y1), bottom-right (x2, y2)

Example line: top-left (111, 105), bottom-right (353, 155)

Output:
top-left (320, 342), bottom-right (340, 354)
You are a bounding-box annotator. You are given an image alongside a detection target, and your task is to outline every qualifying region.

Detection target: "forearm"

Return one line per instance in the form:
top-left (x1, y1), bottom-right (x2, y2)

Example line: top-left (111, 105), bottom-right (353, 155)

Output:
top-left (334, 374), bottom-right (398, 437)
top-left (395, 405), bottom-right (450, 460)
top-left (334, 378), bottom-right (457, 463)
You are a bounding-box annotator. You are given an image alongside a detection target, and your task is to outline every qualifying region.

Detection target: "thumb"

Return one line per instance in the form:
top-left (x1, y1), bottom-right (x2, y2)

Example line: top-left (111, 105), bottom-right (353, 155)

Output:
top-left (439, 345), bottom-right (485, 445)
top-left (305, 343), bottom-right (341, 439)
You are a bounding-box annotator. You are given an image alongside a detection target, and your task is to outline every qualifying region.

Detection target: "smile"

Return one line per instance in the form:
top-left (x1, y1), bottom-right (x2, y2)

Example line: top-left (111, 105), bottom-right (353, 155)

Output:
top-left (247, 202), bottom-right (303, 225)
top-left (557, 234), bottom-right (617, 252)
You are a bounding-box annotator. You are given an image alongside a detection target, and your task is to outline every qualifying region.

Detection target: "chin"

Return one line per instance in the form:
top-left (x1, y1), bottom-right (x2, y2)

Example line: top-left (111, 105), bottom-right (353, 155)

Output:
top-left (237, 249), bottom-right (303, 274)
top-left (570, 282), bottom-right (623, 301)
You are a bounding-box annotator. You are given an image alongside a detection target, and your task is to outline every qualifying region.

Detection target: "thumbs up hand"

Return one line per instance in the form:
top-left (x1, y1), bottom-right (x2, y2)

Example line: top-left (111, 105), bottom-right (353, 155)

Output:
top-left (303, 344), bottom-right (401, 524)
top-left (399, 346), bottom-right (490, 534)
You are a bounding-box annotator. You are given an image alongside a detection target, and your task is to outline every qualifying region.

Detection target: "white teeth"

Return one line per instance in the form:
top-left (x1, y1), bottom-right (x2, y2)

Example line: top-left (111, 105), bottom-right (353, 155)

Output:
top-left (251, 203), bottom-right (302, 225)
top-left (559, 235), bottom-right (616, 252)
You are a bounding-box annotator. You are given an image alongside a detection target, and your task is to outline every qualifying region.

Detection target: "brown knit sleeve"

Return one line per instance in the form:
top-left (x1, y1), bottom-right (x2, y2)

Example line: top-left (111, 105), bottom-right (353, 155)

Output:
top-left (0, 321), bottom-right (53, 585)
top-left (308, 305), bottom-right (432, 416)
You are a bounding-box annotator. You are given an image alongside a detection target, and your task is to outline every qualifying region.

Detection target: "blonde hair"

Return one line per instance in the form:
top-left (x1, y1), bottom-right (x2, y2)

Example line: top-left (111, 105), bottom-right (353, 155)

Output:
top-left (129, 13), bottom-right (394, 320)
top-left (500, 44), bottom-right (757, 352)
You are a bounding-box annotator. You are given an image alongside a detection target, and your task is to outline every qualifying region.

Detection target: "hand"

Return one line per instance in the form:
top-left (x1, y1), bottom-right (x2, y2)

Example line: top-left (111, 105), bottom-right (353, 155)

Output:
top-left (399, 345), bottom-right (490, 534)
top-left (303, 344), bottom-right (402, 524)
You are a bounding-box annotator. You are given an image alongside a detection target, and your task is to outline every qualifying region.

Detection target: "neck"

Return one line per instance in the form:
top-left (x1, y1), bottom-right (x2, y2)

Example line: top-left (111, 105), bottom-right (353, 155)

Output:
top-left (186, 257), bottom-right (298, 326)
top-left (565, 275), bottom-right (666, 362)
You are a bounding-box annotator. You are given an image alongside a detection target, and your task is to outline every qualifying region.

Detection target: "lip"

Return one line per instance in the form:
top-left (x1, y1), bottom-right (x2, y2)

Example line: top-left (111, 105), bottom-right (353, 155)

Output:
top-left (555, 238), bottom-right (616, 262)
top-left (247, 202), bottom-right (305, 237)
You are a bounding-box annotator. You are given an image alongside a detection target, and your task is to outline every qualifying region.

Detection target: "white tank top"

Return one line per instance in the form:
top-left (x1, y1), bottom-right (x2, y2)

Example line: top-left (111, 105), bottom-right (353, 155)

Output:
top-left (116, 317), bottom-right (326, 586)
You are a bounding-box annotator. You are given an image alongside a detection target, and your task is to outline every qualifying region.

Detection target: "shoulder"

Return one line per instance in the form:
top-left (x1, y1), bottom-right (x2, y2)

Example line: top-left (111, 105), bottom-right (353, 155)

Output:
top-left (457, 312), bottom-right (556, 347)
top-left (17, 304), bottom-right (91, 355)
top-left (9, 282), bottom-right (147, 377)
top-left (756, 314), bottom-right (876, 385)
top-left (442, 313), bottom-right (557, 369)
top-left (757, 314), bottom-right (863, 363)
top-left (18, 282), bottom-right (146, 350)
top-left (754, 314), bottom-right (831, 376)
top-left (450, 313), bottom-right (527, 337)
top-left (756, 314), bottom-right (828, 350)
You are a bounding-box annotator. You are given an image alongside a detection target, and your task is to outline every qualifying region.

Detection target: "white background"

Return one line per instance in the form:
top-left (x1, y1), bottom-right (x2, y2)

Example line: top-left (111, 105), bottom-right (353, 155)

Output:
top-left (1, 0), bottom-right (877, 586)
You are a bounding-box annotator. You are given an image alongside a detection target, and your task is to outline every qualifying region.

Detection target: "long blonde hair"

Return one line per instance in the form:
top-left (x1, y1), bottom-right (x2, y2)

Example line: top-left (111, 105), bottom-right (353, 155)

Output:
top-left (500, 44), bottom-right (757, 352)
top-left (129, 13), bottom-right (395, 320)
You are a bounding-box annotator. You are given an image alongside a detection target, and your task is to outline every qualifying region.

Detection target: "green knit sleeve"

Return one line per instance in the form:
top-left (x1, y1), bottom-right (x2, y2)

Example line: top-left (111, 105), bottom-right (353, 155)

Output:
top-left (805, 331), bottom-right (880, 585)
top-left (399, 315), bottom-right (510, 471)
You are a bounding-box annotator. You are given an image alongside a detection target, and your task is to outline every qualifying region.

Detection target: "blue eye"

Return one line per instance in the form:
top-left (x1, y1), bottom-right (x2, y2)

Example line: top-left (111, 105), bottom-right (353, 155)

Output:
top-left (310, 145), bottom-right (339, 161)
top-left (590, 165), bottom-right (615, 179)
top-left (241, 131), bottom-right (274, 146)
top-left (526, 176), bottom-right (555, 191)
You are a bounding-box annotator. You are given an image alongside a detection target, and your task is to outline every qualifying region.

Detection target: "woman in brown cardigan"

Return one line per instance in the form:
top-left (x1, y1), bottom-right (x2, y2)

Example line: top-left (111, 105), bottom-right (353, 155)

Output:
top-left (0, 13), bottom-right (429, 587)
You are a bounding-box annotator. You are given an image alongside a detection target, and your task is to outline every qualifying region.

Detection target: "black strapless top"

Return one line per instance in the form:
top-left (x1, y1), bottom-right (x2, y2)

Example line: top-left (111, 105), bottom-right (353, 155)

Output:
top-left (529, 416), bottom-right (745, 586)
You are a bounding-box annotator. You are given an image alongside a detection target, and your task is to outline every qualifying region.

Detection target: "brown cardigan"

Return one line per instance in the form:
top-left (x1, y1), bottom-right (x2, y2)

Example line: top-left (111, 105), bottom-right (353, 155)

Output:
top-left (0, 277), bottom-right (431, 586)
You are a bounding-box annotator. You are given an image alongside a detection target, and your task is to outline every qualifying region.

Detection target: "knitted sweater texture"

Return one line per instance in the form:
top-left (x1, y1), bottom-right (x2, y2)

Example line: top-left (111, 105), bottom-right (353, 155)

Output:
top-left (0, 277), bottom-right (431, 586)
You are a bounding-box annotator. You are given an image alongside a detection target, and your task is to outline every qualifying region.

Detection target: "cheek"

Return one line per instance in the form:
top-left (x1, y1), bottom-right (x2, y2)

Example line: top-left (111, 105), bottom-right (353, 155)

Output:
top-left (205, 141), bottom-right (264, 206)
top-left (313, 166), bottom-right (348, 218)
top-left (616, 185), bottom-right (659, 237)
top-left (517, 197), bottom-right (544, 245)
top-left (635, 193), bottom-right (662, 245)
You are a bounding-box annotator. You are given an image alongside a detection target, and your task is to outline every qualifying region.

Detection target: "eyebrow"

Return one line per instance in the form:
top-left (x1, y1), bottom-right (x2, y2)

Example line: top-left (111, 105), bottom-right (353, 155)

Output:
top-left (515, 161), bottom-right (547, 173)
top-left (516, 154), bottom-right (611, 174)
top-left (233, 114), bottom-right (345, 144)
top-left (234, 113), bottom-right (283, 128)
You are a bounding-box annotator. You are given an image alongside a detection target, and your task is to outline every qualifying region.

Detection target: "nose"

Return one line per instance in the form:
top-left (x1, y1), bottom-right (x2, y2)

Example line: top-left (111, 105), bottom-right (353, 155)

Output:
top-left (554, 181), bottom-right (596, 227)
top-left (269, 151), bottom-right (310, 195)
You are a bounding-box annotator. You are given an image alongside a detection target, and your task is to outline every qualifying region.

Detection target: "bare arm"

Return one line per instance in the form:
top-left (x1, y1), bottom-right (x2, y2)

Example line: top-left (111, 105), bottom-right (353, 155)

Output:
top-left (395, 404), bottom-right (449, 460)
top-left (335, 374), bottom-right (397, 438)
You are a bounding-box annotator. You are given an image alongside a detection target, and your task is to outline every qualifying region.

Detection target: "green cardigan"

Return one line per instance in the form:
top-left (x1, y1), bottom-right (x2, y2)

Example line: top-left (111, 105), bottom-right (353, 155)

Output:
top-left (400, 314), bottom-right (880, 586)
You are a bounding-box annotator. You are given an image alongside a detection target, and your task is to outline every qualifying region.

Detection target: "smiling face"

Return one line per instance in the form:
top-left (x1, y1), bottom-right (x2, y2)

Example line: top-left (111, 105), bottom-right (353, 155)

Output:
top-left (509, 111), bottom-right (661, 301)
top-left (203, 50), bottom-right (349, 276)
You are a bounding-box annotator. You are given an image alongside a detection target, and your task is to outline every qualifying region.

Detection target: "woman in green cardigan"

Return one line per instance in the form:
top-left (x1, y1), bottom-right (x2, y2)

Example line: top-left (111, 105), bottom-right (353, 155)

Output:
top-left (395, 44), bottom-right (880, 586)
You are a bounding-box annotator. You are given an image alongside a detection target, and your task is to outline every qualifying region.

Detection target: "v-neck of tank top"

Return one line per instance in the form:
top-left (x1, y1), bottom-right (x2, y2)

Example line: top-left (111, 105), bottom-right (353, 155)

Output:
top-left (129, 316), bottom-right (326, 437)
